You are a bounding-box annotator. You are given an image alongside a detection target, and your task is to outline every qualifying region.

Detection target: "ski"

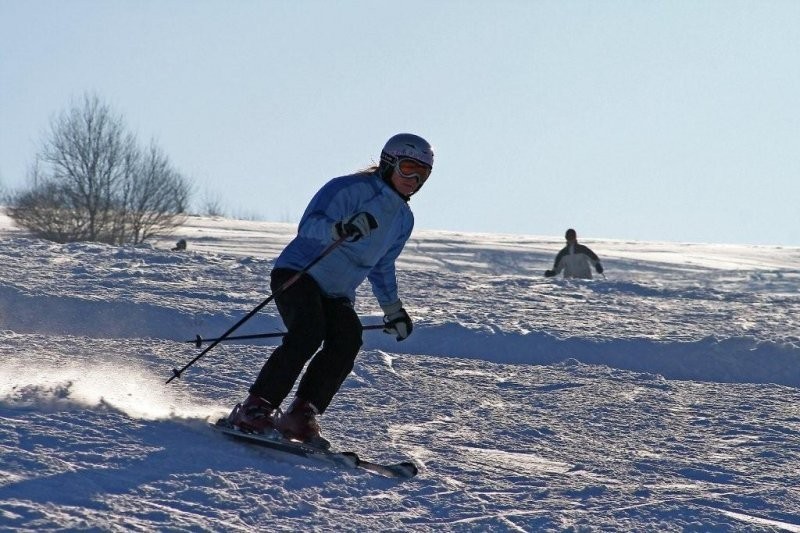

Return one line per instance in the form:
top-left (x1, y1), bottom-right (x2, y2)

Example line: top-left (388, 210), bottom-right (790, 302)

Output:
top-left (211, 418), bottom-right (418, 479)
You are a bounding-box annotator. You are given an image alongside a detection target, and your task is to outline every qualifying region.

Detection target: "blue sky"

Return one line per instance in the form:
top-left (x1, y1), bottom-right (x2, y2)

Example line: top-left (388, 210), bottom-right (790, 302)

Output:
top-left (2, 1), bottom-right (799, 246)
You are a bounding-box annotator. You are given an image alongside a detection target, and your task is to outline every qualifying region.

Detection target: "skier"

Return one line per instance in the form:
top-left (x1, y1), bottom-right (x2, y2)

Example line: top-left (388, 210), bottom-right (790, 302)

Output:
top-left (544, 228), bottom-right (604, 279)
top-left (226, 133), bottom-right (433, 448)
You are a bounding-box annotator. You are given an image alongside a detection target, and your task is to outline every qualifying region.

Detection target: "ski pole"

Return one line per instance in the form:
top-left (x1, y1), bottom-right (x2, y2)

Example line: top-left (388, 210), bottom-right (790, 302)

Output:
top-left (187, 324), bottom-right (385, 348)
top-left (167, 233), bottom-right (352, 384)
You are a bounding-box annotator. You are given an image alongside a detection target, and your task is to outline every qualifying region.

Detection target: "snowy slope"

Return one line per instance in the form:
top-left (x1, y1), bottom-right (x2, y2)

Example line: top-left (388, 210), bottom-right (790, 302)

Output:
top-left (1, 213), bottom-right (799, 531)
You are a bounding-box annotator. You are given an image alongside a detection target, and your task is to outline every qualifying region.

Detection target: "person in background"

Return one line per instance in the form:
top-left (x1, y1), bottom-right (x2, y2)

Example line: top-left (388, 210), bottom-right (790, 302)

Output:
top-left (544, 228), bottom-right (604, 279)
top-left (226, 133), bottom-right (434, 449)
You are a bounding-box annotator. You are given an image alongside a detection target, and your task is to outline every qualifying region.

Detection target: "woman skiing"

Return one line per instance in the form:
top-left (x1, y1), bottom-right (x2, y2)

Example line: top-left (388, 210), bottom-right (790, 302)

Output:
top-left (226, 133), bottom-right (434, 448)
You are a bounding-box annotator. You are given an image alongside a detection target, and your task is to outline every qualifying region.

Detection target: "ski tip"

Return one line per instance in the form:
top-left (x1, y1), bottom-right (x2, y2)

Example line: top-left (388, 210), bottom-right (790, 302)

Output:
top-left (354, 458), bottom-right (419, 479)
top-left (397, 462), bottom-right (419, 478)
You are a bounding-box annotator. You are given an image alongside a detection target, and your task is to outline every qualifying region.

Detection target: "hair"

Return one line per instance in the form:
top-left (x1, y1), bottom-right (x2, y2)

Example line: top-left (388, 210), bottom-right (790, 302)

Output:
top-left (356, 162), bottom-right (394, 183)
top-left (565, 228), bottom-right (577, 240)
top-left (355, 164), bottom-right (380, 175)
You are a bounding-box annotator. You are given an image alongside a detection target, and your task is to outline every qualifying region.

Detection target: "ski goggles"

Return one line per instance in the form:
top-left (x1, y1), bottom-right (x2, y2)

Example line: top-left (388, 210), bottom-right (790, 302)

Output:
top-left (395, 158), bottom-right (432, 184)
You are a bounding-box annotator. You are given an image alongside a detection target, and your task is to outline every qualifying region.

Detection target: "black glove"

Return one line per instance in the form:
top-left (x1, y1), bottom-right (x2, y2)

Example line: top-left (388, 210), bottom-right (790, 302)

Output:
top-left (595, 263), bottom-right (604, 274)
top-left (544, 269), bottom-right (556, 278)
top-left (382, 301), bottom-right (413, 341)
top-left (333, 212), bottom-right (378, 241)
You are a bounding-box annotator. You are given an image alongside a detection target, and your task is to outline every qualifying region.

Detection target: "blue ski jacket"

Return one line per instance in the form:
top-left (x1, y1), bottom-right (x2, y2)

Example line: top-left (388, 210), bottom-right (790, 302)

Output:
top-left (274, 171), bottom-right (413, 307)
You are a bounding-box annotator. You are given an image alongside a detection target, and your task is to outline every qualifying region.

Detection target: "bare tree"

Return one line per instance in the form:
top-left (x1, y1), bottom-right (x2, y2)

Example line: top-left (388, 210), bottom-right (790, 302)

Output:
top-left (7, 94), bottom-right (192, 244)
top-left (125, 142), bottom-right (190, 243)
top-left (7, 180), bottom-right (88, 242)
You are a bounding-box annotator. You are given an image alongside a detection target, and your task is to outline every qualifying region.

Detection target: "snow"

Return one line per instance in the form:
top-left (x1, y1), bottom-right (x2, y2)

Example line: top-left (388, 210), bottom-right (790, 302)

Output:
top-left (1, 212), bottom-right (799, 531)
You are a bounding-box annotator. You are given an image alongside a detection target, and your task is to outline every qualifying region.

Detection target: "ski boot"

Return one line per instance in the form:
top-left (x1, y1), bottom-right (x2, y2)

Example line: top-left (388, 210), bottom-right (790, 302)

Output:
top-left (277, 397), bottom-right (330, 450)
top-left (228, 395), bottom-right (278, 435)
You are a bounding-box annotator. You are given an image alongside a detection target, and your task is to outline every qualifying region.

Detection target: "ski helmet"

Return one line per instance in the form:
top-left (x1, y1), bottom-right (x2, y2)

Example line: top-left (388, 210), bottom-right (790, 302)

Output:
top-left (565, 228), bottom-right (577, 240)
top-left (380, 133), bottom-right (434, 169)
top-left (379, 133), bottom-right (434, 196)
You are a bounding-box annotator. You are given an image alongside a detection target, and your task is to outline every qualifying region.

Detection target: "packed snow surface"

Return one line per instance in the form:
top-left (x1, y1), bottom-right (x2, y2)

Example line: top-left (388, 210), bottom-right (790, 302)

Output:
top-left (1, 214), bottom-right (799, 531)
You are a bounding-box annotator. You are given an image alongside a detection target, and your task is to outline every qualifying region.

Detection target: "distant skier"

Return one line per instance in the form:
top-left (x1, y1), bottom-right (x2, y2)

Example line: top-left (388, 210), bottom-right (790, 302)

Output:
top-left (544, 228), bottom-right (604, 279)
top-left (226, 133), bottom-right (433, 448)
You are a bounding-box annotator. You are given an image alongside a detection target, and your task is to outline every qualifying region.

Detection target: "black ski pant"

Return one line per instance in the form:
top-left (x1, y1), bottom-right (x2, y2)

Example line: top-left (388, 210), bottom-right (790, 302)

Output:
top-left (249, 268), bottom-right (363, 414)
